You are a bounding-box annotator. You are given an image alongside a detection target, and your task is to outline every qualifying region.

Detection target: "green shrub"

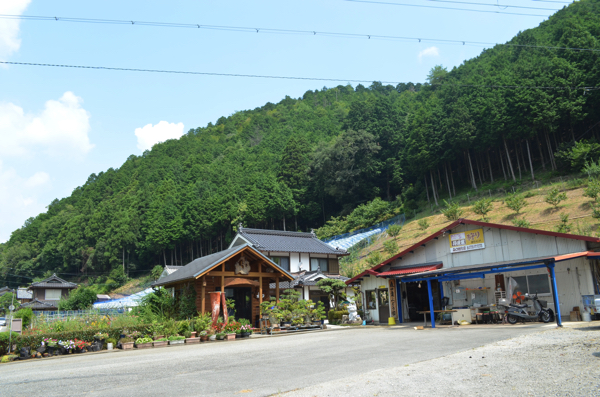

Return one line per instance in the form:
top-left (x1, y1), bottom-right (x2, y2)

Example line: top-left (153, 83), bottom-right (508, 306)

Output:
top-left (386, 224), bottom-right (402, 240)
top-left (555, 213), bottom-right (572, 234)
top-left (13, 308), bottom-right (33, 328)
top-left (545, 187), bottom-right (567, 208)
top-left (135, 337), bottom-right (153, 344)
top-left (151, 265), bottom-right (164, 280)
top-left (583, 180), bottom-right (600, 201)
top-left (440, 200), bottom-right (463, 221)
top-left (505, 194), bottom-right (527, 214)
top-left (511, 218), bottom-right (531, 228)
top-left (472, 198), bottom-right (493, 221)
top-left (383, 240), bottom-right (398, 257)
top-left (58, 286), bottom-right (97, 311)
top-left (106, 338), bottom-right (117, 346)
top-left (417, 218), bottom-right (430, 230)
top-left (365, 251), bottom-right (383, 267)
top-left (327, 310), bottom-right (349, 325)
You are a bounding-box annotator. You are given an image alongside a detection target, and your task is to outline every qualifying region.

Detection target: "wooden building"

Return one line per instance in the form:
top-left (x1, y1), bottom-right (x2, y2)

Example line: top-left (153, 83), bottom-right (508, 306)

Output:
top-left (153, 244), bottom-right (293, 325)
top-left (20, 274), bottom-right (78, 311)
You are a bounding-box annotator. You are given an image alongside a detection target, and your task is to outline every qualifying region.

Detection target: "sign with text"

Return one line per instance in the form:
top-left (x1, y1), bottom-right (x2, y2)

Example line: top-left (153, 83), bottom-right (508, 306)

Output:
top-left (449, 228), bottom-right (485, 253)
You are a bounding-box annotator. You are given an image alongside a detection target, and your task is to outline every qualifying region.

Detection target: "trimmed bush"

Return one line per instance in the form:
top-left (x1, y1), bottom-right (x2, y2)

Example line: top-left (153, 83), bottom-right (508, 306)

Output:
top-left (327, 310), bottom-right (349, 325)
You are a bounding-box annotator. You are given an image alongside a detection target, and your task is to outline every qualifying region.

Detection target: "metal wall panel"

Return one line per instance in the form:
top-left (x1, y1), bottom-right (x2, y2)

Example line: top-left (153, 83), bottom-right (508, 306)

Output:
top-left (506, 230), bottom-right (524, 261)
top-left (536, 235), bottom-right (558, 256)
top-left (500, 228), bottom-right (511, 260)
top-left (520, 233), bottom-right (538, 259)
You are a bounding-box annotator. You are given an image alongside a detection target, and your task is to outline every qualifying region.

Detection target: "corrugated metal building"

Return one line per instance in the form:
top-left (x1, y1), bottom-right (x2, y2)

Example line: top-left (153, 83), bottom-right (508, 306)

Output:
top-left (348, 219), bottom-right (600, 324)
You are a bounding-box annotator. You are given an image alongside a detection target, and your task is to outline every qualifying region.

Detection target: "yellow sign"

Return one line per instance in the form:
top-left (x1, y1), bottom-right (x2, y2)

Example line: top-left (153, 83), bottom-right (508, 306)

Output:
top-left (449, 228), bottom-right (485, 253)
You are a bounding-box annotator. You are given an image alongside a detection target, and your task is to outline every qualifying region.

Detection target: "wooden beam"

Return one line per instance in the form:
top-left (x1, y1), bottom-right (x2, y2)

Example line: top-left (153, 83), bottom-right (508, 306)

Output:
top-left (207, 271), bottom-right (290, 280)
top-left (201, 276), bottom-right (206, 315)
top-left (259, 276), bottom-right (263, 306)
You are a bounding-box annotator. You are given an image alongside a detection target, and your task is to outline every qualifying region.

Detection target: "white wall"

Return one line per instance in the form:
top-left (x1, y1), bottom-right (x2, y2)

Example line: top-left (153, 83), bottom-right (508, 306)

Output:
top-left (359, 275), bottom-right (388, 323)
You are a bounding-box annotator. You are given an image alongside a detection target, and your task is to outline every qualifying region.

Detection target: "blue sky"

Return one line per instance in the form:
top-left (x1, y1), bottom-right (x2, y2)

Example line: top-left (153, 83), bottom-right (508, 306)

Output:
top-left (0, 0), bottom-right (569, 242)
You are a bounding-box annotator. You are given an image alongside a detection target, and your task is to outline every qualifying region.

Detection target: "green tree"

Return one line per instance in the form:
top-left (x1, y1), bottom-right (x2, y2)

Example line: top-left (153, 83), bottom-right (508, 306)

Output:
top-left (383, 240), bottom-right (398, 257)
top-left (58, 286), bottom-right (97, 310)
top-left (441, 200), bottom-right (464, 221)
top-left (0, 292), bottom-right (19, 315)
top-left (505, 194), bottom-right (527, 214)
top-left (387, 224), bottom-right (402, 240)
top-left (472, 198), bottom-right (493, 221)
top-left (545, 187), bottom-right (568, 208)
top-left (316, 278), bottom-right (347, 310)
top-left (417, 218), bottom-right (430, 230)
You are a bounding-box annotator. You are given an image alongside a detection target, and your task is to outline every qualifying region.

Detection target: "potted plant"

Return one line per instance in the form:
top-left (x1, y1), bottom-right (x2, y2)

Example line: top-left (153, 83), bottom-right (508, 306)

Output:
top-left (216, 333), bottom-right (226, 340)
top-left (153, 337), bottom-right (168, 347)
top-left (168, 335), bottom-right (185, 345)
top-left (135, 337), bottom-right (154, 349)
top-left (199, 331), bottom-right (209, 342)
top-left (119, 337), bottom-right (135, 350)
top-left (311, 301), bottom-right (326, 326)
top-left (208, 330), bottom-right (216, 341)
top-left (74, 339), bottom-right (90, 353)
top-left (240, 324), bottom-right (252, 338)
top-left (185, 330), bottom-right (200, 344)
top-left (106, 338), bottom-right (117, 351)
top-left (44, 338), bottom-right (58, 356)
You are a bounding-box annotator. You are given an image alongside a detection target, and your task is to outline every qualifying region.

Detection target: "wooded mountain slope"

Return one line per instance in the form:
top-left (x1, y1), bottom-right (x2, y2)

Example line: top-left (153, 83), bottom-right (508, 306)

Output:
top-left (1, 0), bottom-right (599, 287)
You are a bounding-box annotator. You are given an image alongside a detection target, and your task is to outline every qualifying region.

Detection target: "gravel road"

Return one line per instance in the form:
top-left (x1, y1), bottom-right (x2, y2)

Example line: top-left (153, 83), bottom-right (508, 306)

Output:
top-left (282, 324), bottom-right (600, 397)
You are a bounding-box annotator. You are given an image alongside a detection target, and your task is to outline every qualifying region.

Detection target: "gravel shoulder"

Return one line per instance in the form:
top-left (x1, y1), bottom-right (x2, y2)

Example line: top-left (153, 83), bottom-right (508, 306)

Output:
top-left (279, 324), bottom-right (600, 397)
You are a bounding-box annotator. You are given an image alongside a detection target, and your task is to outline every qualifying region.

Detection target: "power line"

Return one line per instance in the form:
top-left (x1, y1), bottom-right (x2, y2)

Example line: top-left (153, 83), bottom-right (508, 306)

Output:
top-left (423, 0), bottom-right (559, 11)
top-left (2, 61), bottom-right (599, 92)
top-left (343, 0), bottom-right (553, 16)
top-left (3, 14), bottom-right (599, 53)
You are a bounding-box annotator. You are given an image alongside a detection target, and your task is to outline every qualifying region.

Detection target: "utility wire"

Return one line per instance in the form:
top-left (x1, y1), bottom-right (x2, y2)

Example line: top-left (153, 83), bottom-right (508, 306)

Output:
top-left (423, 0), bottom-right (559, 11)
top-left (2, 61), bottom-right (599, 92)
top-left (3, 14), bottom-right (599, 53)
top-left (343, 0), bottom-right (553, 16)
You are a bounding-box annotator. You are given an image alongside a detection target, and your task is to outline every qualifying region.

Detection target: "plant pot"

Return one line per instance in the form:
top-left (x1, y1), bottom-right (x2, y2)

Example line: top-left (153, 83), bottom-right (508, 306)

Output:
top-left (153, 340), bottom-right (168, 347)
top-left (209, 335), bottom-right (216, 341)
top-left (47, 346), bottom-right (56, 356)
top-left (107, 343), bottom-right (113, 351)
top-left (225, 333), bottom-right (236, 341)
top-left (121, 342), bottom-right (134, 350)
top-left (169, 339), bottom-right (185, 345)
top-left (185, 337), bottom-right (200, 344)
top-left (200, 335), bottom-right (208, 342)
top-left (235, 333), bottom-right (241, 339)
top-left (136, 342), bottom-right (153, 349)
top-left (241, 332), bottom-right (249, 338)
top-left (190, 332), bottom-right (197, 338)
top-left (281, 321), bottom-right (291, 327)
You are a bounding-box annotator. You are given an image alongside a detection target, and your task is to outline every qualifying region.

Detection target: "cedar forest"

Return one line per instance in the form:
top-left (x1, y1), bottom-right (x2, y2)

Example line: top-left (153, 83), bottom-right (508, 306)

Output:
top-left (1, 0), bottom-right (600, 288)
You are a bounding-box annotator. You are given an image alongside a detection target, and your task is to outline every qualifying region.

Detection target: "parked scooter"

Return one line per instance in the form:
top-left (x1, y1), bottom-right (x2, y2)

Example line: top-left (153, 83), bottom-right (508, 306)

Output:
top-left (503, 293), bottom-right (553, 324)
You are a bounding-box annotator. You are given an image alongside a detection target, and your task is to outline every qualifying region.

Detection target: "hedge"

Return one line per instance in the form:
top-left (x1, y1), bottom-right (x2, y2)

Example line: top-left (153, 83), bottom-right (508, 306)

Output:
top-left (0, 325), bottom-right (153, 355)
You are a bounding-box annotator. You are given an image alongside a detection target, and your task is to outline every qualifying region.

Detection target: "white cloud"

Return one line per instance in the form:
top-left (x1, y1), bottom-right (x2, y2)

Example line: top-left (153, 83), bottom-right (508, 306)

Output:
top-left (135, 121), bottom-right (185, 151)
top-left (0, 91), bottom-right (94, 159)
top-left (0, 160), bottom-right (50, 242)
top-left (418, 46), bottom-right (440, 62)
top-left (0, 0), bottom-right (31, 61)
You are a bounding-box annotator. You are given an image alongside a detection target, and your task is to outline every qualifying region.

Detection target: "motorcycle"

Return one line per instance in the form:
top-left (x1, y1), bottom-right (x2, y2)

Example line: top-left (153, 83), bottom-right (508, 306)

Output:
top-left (502, 293), bottom-right (553, 324)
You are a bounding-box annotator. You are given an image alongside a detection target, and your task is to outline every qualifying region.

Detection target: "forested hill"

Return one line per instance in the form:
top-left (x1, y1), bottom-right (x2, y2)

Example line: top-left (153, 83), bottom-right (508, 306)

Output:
top-left (1, 0), bottom-right (600, 287)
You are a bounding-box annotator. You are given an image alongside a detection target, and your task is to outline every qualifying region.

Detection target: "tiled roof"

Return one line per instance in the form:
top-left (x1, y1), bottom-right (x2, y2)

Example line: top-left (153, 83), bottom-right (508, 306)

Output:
top-left (16, 288), bottom-right (33, 299)
top-left (29, 273), bottom-right (77, 289)
top-left (153, 244), bottom-right (293, 287)
top-left (236, 227), bottom-right (348, 255)
top-left (20, 299), bottom-right (58, 310)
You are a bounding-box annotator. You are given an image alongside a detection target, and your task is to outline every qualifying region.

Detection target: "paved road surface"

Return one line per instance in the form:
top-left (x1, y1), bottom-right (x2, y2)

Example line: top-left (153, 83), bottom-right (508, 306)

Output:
top-left (1, 324), bottom-right (551, 397)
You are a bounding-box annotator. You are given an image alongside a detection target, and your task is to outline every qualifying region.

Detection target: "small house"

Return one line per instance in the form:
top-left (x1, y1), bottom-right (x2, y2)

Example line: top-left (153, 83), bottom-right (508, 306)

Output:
top-left (20, 274), bottom-right (77, 311)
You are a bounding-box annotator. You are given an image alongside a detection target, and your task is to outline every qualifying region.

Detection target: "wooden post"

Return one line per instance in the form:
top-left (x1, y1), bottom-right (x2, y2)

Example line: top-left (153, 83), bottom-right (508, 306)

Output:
top-left (201, 276), bottom-right (206, 315)
top-left (276, 277), bottom-right (280, 303)
top-left (259, 276), bottom-right (263, 306)
top-left (221, 275), bottom-right (224, 294)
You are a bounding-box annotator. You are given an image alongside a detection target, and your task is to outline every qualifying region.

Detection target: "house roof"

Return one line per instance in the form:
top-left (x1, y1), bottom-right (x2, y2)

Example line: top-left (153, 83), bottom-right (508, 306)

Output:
top-left (29, 273), bottom-right (77, 289)
top-left (20, 299), bottom-right (58, 310)
top-left (346, 218), bottom-right (600, 285)
top-left (0, 286), bottom-right (13, 295)
top-left (377, 262), bottom-right (443, 277)
top-left (153, 244), bottom-right (294, 287)
top-left (16, 288), bottom-right (33, 300)
top-left (233, 227), bottom-right (348, 256)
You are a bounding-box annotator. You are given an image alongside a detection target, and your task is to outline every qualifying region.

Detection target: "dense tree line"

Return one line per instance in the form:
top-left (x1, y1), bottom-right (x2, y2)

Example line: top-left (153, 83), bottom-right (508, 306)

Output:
top-left (1, 0), bottom-right (599, 287)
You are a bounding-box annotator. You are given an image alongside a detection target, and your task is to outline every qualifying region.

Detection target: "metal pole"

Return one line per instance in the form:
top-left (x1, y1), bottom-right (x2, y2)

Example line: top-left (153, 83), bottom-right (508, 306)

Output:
top-left (396, 279), bottom-right (403, 324)
top-left (427, 280), bottom-right (435, 328)
top-left (8, 293), bottom-right (14, 354)
top-left (547, 262), bottom-right (562, 327)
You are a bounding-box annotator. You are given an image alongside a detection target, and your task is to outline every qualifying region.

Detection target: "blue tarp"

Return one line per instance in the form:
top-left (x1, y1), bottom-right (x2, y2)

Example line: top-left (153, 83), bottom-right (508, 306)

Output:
top-left (323, 214), bottom-right (405, 251)
top-left (92, 288), bottom-right (153, 309)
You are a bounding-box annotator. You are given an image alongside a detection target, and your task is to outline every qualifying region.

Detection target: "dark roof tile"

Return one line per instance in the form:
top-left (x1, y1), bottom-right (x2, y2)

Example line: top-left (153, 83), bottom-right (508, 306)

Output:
top-left (237, 228), bottom-right (348, 255)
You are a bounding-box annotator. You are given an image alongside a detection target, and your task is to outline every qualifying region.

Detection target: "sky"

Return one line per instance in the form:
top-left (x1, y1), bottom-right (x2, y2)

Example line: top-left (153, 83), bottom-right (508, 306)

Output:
top-left (0, 0), bottom-right (572, 242)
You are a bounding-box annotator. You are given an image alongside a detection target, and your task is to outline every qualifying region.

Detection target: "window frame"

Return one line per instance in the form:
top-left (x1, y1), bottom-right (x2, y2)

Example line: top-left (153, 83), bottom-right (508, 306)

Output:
top-left (512, 274), bottom-right (551, 296)
top-left (365, 290), bottom-right (377, 310)
top-left (310, 258), bottom-right (329, 272)
top-left (270, 256), bottom-right (290, 272)
top-left (44, 289), bottom-right (62, 300)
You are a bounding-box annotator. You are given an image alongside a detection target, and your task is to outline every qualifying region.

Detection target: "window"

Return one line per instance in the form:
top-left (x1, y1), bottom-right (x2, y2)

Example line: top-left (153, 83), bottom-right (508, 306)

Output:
top-left (271, 257), bottom-right (290, 272)
top-left (366, 290), bottom-right (377, 310)
top-left (45, 289), bottom-right (62, 300)
top-left (512, 274), bottom-right (551, 296)
top-left (310, 258), bottom-right (329, 272)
